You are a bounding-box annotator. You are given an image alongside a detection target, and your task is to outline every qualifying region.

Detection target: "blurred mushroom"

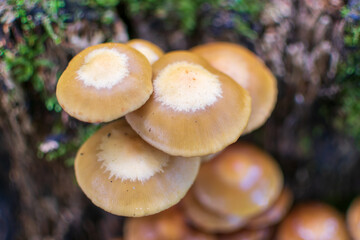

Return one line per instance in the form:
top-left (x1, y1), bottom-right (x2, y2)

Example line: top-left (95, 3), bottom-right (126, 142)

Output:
top-left (75, 119), bottom-right (200, 217)
top-left (127, 39), bottom-right (164, 64)
top-left (347, 196), bottom-right (360, 240)
top-left (191, 42), bottom-right (277, 134)
top-left (276, 202), bottom-right (349, 240)
top-left (218, 228), bottom-right (273, 240)
top-left (126, 51), bottom-right (251, 157)
top-left (246, 187), bottom-right (293, 229)
top-left (124, 206), bottom-right (216, 240)
top-left (56, 43), bottom-right (152, 123)
top-left (182, 188), bottom-right (246, 233)
top-left (193, 143), bottom-right (283, 218)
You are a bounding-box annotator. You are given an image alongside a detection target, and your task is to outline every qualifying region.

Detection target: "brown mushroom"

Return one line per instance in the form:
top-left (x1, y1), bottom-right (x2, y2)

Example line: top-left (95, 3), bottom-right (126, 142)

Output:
top-left (126, 51), bottom-right (251, 157)
top-left (191, 42), bottom-right (277, 134)
top-left (246, 187), bottom-right (293, 229)
top-left (182, 188), bottom-right (246, 233)
top-left (56, 43), bottom-right (152, 123)
top-left (347, 196), bottom-right (360, 240)
top-left (193, 143), bottom-right (283, 218)
top-left (276, 202), bottom-right (349, 240)
top-left (127, 39), bottom-right (164, 64)
top-left (124, 206), bottom-right (216, 240)
top-left (75, 119), bottom-right (200, 217)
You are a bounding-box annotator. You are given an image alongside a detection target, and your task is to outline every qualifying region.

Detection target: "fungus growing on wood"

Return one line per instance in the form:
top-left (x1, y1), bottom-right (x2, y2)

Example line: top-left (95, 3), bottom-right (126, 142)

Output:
top-left (127, 39), bottom-right (164, 64)
top-left (193, 143), bottom-right (283, 218)
top-left (126, 51), bottom-right (251, 157)
top-left (191, 42), bottom-right (277, 134)
top-left (347, 196), bottom-right (360, 240)
top-left (276, 202), bottom-right (349, 240)
top-left (56, 43), bottom-right (152, 123)
top-left (182, 189), bottom-right (246, 233)
top-left (75, 119), bottom-right (200, 217)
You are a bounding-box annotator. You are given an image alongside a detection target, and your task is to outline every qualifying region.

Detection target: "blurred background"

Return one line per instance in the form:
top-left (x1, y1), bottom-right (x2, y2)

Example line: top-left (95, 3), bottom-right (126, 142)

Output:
top-left (1, 0), bottom-right (360, 239)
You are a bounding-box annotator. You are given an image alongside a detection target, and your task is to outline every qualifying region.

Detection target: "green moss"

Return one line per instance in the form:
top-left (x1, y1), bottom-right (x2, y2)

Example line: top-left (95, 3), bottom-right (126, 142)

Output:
top-left (38, 124), bottom-right (101, 166)
top-left (336, 4), bottom-right (360, 143)
top-left (120, 0), bottom-right (264, 37)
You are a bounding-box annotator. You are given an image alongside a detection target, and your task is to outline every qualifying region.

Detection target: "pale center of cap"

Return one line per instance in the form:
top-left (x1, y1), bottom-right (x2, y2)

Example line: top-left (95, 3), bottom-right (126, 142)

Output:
top-left (154, 61), bottom-right (222, 112)
top-left (97, 129), bottom-right (169, 182)
top-left (76, 48), bottom-right (129, 89)
top-left (211, 57), bottom-right (249, 89)
top-left (131, 43), bottom-right (159, 64)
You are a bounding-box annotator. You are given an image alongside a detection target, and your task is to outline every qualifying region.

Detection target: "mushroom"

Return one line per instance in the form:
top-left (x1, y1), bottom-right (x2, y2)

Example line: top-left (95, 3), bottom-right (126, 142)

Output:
top-left (193, 143), bottom-right (283, 218)
top-left (218, 228), bottom-right (273, 240)
top-left (75, 119), bottom-right (200, 217)
top-left (191, 42), bottom-right (277, 134)
top-left (276, 202), bottom-right (350, 240)
top-left (126, 51), bottom-right (251, 157)
top-left (124, 206), bottom-right (216, 240)
top-left (347, 196), bottom-right (360, 240)
top-left (127, 39), bottom-right (164, 64)
top-left (182, 188), bottom-right (246, 233)
top-left (246, 187), bottom-right (293, 229)
top-left (56, 43), bottom-right (152, 123)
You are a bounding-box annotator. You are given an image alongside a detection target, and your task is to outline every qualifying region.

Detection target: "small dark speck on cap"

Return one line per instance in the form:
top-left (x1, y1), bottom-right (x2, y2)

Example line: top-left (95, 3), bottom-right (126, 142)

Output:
top-left (80, 153), bottom-right (84, 156)
top-left (107, 133), bottom-right (111, 137)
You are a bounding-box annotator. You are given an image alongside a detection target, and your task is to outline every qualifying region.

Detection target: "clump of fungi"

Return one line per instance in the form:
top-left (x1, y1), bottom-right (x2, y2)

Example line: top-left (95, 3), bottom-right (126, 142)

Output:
top-left (59, 39), bottom-right (360, 239)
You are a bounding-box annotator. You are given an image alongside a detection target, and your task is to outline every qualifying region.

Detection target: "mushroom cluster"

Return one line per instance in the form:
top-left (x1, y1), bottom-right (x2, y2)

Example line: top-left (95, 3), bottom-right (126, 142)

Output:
top-left (57, 39), bottom-right (281, 220)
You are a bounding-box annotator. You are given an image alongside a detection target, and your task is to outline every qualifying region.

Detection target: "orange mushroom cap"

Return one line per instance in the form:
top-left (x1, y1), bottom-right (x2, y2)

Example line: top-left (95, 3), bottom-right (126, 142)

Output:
top-left (246, 187), bottom-right (293, 229)
top-left (126, 51), bottom-right (251, 157)
top-left (276, 202), bottom-right (350, 240)
top-left (218, 228), bottom-right (273, 240)
top-left (191, 42), bottom-right (277, 134)
top-left (75, 119), bottom-right (200, 217)
top-left (182, 188), bottom-right (246, 233)
top-left (347, 196), bottom-right (360, 240)
top-left (124, 206), bottom-right (216, 240)
top-left (193, 143), bottom-right (283, 218)
top-left (127, 39), bottom-right (164, 64)
top-left (56, 43), bottom-right (152, 123)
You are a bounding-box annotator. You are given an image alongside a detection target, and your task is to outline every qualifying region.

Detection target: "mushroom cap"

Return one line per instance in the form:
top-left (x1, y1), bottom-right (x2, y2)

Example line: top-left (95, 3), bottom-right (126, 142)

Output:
top-left (347, 196), bottom-right (360, 240)
top-left (56, 43), bottom-right (153, 123)
top-left (276, 202), bottom-right (350, 240)
top-left (182, 188), bottom-right (246, 233)
top-left (191, 42), bottom-right (277, 134)
top-left (124, 206), bottom-right (216, 240)
top-left (218, 228), bottom-right (273, 240)
top-left (126, 51), bottom-right (251, 157)
top-left (193, 143), bottom-right (283, 218)
top-left (127, 39), bottom-right (164, 64)
top-left (246, 187), bottom-right (293, 229)
top-left (75, 119), bottom-right (200, 217)
top-left (124, 207), bottom-right (188, 240)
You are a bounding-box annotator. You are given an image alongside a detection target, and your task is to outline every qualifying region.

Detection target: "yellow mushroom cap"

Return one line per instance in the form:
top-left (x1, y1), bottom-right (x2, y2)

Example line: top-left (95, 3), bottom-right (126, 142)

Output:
top-left (75, 119), bottom-right (200, 217)
top-left (191, 42), bottom-right (277, 134)
top-left (276, 202), bottom-right (350, 240)
top-left (126, 51), bottom-right (251, 157)
top-left (56, 43), bottom-right (152, 123)
top-left (124, 206), bottom-right (216, 240)
top-left (127, 39), bottom-right (164, 64)
top-left (347, 196), bottom-right (360, 240)
top-left (193, 143), bottom-right (283, 218)
top-left (182, 188), bottom-right (246, 233)
top-left (246, 187), bottom-right (293, 229)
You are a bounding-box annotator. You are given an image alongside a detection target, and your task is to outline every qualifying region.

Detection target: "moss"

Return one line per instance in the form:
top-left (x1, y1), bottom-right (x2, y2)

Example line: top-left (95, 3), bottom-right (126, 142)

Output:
top-left (121, 0), bottom-right (264, 38)
top-left (336, 2), bottom-right (360, 144)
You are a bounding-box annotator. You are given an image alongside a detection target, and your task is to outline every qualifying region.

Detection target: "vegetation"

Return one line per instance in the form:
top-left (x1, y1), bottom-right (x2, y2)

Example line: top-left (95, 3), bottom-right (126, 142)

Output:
top-left (336, 3), bottom-right (360, 143)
